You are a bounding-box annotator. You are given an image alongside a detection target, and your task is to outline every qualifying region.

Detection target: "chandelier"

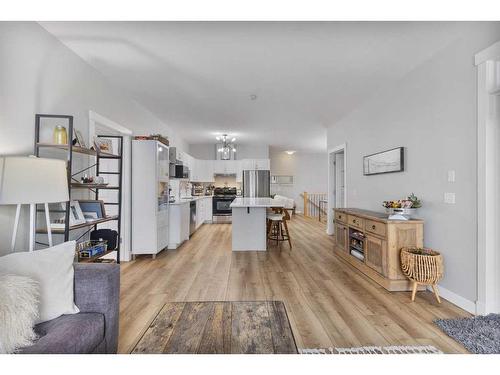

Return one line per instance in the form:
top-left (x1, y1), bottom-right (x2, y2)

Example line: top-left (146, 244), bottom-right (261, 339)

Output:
top-left (216, 134), bottom-right (236, 160)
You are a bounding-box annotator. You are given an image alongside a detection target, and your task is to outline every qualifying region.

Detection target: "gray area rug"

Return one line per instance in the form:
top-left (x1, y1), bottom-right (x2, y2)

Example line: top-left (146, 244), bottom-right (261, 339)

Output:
top-left (434, 314), bottom-right (500, 354)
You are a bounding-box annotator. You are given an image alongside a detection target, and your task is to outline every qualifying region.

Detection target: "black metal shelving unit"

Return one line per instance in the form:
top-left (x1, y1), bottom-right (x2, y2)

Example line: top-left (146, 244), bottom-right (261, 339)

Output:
top-left (34, 114), bottom-right (123, 263)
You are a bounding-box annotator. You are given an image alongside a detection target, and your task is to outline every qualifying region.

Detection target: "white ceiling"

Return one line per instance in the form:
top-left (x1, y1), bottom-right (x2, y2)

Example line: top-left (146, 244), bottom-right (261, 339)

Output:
top-left (40, 22), bottom-right (470, 152)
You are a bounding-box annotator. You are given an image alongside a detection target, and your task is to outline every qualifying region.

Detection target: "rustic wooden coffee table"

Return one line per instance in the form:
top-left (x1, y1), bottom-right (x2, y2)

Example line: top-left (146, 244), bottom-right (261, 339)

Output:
top-left (132, 301), bottom-right (298, 354)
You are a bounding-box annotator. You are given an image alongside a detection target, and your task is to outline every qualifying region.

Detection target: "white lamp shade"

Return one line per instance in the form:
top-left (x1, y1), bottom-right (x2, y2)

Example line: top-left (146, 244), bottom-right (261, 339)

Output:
top-left (0, 156), bottom-right (69, 204)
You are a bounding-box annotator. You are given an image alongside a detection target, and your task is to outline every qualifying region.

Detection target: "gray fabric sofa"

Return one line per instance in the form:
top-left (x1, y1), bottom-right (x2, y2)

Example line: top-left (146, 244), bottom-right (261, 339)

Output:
top-left (19, 263), bottom-right (120, 354)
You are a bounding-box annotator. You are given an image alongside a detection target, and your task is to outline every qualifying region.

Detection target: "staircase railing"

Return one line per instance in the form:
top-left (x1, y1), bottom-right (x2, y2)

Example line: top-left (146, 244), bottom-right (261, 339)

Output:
top-left (301, 192), bottom-right (327, 220)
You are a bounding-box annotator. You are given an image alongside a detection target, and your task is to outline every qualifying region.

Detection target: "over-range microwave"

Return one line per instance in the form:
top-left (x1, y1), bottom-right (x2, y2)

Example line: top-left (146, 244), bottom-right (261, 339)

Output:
top-left (170, 164), bottom-right (190, 179)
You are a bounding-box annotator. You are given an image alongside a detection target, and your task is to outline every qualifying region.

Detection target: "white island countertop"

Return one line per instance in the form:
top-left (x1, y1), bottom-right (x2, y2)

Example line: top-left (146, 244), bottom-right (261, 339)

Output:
top-left (230, 197), bottom-right (284, 208)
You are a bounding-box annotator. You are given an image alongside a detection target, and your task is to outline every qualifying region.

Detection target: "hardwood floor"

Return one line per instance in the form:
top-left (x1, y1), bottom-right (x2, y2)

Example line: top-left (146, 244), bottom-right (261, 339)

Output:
top-left (131, 301), bottom-right (297, 354)
top-left (119, 215), bottom-right (470, 353)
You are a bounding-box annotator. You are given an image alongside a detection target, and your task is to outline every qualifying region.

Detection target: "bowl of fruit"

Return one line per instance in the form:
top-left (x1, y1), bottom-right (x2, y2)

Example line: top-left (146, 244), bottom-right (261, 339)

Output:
top-left (382, 193), bottom-right (422, 219)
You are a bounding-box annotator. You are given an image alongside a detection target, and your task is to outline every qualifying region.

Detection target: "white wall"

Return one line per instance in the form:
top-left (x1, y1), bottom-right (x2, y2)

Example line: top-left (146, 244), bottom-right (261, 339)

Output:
top-left (327, 24), bottom-right (500, 306)
top-left (269, 147), bottom-right (327, 212)
top-left (188, 144), bottom-right (217, 160)
top-left (189, 143), bottom-right (269, 160)
top-left (0, 22), bottom-right (187, 255)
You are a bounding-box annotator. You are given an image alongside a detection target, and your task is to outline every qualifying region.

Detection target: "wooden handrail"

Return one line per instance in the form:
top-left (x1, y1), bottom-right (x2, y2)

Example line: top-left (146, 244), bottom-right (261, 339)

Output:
top-left (300, 192), bottom-right (327, 219)
top-left (303, 192), bottom-right (308, 216)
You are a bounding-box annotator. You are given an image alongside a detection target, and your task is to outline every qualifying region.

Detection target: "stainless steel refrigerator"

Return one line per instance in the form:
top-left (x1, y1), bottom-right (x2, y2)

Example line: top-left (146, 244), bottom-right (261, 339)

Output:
top-left (242, 170), bottom-right (271, 197)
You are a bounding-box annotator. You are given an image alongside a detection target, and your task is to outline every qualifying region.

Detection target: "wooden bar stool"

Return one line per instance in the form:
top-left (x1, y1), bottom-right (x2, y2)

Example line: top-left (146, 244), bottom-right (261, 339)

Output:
top-left (267, 208), bottom-right (292, 249)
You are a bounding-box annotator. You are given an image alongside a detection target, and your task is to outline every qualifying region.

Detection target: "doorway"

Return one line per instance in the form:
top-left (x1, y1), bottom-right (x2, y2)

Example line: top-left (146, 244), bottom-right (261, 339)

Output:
top-left (88, 110), bottom-right (133, 262)
top-left (475, 42), bottom-right (500, 314)
top-left (327, 144), bottom-right (347, 235)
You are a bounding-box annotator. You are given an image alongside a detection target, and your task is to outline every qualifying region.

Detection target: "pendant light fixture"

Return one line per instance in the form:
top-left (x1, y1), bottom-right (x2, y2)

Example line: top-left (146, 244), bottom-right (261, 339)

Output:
top-left (216, 134), bottom-right (236, 160)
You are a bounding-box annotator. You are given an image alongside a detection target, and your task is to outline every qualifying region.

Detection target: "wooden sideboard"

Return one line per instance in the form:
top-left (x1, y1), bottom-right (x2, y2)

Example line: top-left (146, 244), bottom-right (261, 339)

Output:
top-left (333, 208), bottom-right (424, 291)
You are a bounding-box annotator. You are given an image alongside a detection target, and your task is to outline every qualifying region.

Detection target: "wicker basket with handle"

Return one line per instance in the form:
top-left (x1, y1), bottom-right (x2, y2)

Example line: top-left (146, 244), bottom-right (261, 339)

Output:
top-left (400, 247), bottom-right (444, 303)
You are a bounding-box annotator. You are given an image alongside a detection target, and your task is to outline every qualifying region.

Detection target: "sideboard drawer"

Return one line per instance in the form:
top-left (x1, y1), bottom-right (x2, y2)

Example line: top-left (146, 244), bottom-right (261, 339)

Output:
top-left (365, 219), bottom-right (386, 237)
top-left (335, 211), bottom-right (347, 223)
top-left (348, 215), bottom-right (364, 229)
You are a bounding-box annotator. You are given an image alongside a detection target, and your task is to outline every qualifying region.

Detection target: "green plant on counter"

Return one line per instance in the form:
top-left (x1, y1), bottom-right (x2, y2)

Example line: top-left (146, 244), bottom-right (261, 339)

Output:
top-left (408, 193), bottom-right (422, 208)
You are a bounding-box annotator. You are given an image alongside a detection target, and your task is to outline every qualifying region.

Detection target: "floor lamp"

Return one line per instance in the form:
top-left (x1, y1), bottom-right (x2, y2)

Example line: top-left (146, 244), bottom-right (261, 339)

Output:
top-left (0, 156), bottom-right (69, 252)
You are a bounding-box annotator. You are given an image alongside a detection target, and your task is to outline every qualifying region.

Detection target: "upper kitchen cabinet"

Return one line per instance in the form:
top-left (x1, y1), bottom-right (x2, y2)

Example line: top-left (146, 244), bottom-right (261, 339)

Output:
top-left (214, 160), bottom-right (239, 175)
top-left (183, 153), bottom-right (194, 171)
top-left (191, 159), bottom-right (215, 182)
top-left (240, 159), bottom-right (270, 171)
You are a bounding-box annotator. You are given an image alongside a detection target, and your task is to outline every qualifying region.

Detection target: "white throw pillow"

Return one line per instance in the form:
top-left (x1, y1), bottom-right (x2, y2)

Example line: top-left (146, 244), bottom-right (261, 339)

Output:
top-left (0, 241), bottom-right (79, 324)
top-left (0, 274), bottom-right (40, 353)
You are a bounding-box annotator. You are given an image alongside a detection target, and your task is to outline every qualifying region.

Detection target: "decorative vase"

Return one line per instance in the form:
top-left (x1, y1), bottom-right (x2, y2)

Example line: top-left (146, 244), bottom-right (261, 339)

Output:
top-left (385, 207), bottom-right (417, 219)
top-left (53, 125), bottom-right (68, 145)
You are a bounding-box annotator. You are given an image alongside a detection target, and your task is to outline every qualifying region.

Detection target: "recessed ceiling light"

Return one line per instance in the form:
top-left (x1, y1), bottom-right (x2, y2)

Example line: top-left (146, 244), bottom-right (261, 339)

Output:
top-left (285, 150), bottom-right (296, 155)
top-left (250, 94), bottom-right (257, 100)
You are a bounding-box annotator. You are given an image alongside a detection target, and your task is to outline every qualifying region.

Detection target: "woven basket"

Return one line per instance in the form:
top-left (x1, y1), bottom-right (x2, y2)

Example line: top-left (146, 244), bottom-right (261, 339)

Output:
top-left (400, 247), bottom-right (444, 285)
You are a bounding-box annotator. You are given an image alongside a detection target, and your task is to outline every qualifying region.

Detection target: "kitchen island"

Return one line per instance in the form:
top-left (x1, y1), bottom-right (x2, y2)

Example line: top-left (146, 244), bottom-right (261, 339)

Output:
top-left (230, 197), bottom-right (284, 251)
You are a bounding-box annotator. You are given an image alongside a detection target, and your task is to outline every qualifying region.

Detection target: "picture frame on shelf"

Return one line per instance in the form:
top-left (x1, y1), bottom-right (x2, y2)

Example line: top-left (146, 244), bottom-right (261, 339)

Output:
top-left (94, 137), bottom-right (113, 154)
top-left (78, 200), bottom-right (106, 219)
top-left (74, 129), bottom-right (87, 148)
top-left (83, 211), bottom-right (99, 222)
top-left (61, 201), bottom-right (86, 226)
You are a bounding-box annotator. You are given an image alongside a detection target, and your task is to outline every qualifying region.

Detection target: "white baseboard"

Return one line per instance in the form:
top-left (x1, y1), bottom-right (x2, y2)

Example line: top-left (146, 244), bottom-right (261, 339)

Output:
top-left (427, 285), bottom-right (476, 314)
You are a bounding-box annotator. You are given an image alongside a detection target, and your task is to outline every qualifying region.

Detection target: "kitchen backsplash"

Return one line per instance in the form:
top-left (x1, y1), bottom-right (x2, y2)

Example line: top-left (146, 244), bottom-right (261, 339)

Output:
top-left (214, 175), bottom-right (240, 188)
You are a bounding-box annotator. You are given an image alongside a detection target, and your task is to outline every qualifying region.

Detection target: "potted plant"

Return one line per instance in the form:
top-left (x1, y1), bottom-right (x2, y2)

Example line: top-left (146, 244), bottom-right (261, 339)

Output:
top-left (382, 193), bottom-right (422, 218)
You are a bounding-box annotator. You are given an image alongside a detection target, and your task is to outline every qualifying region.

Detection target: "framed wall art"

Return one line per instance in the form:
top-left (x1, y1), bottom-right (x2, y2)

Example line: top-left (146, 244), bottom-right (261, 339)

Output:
top-left (363, 147), bottom-right (405, 176)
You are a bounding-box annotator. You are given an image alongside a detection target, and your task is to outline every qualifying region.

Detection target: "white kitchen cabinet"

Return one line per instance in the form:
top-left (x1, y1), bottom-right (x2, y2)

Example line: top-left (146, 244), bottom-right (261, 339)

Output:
top-left (176, 149), bottom-right (184, 162)
top-left (254, 159), bottom-right (270, 170)
top-left (241, 158), bottom-right (270, 171)
top-left (168, 202), bottom-right (190, 249)
top-left (195, 197), bottom-right (213, 228)
top-left (132, 140), bottom-right (170, 258)
top-left (205, 197), bottom-right (213, 222)
top-left (190, 159), bottom-right (199, 182)
top-left (183, 153), bottom-right (194, 171)
top-left (229, 160), bottom-right (240, 175)
top-left (192, 160), bottom-right (215, 183)
top-left (204, 160), bottom-right (215, 182)
top-left (214, 160), bottom-right (239, 175)
top-left (213, 160), bottom-right (226, 174)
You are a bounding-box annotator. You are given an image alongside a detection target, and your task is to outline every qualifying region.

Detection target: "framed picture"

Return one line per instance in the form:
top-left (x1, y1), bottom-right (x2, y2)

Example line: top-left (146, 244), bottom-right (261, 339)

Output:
top-left (363, 147), bottom-right (405, 176)
top-left (83, 211), bottom-right (98, 222)
top-left (74, 129), bottom-right (87, 148)
top-left (61, 201), bottom-right (86, 226)
top-left (78, 200), bottom-right (106, 219)
top-left (94, 137), bottom-right (113, 154)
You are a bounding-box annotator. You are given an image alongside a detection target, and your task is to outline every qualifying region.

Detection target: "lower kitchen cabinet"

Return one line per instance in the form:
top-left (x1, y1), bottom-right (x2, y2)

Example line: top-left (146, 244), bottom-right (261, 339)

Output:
top-left (196, 197), bottom-right (213, 228)
top-left (168, 202), bottom-right (190, 249)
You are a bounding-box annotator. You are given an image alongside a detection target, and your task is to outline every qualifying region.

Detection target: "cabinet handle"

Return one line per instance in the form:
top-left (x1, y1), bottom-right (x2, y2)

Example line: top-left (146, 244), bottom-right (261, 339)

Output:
top-left (372, 225), bottom-right (376, 230)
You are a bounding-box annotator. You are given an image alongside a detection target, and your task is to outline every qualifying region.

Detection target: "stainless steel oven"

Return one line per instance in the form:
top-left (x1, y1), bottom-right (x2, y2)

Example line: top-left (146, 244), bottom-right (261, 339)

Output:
top-left (212, 187), bottom-right (236, 223)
